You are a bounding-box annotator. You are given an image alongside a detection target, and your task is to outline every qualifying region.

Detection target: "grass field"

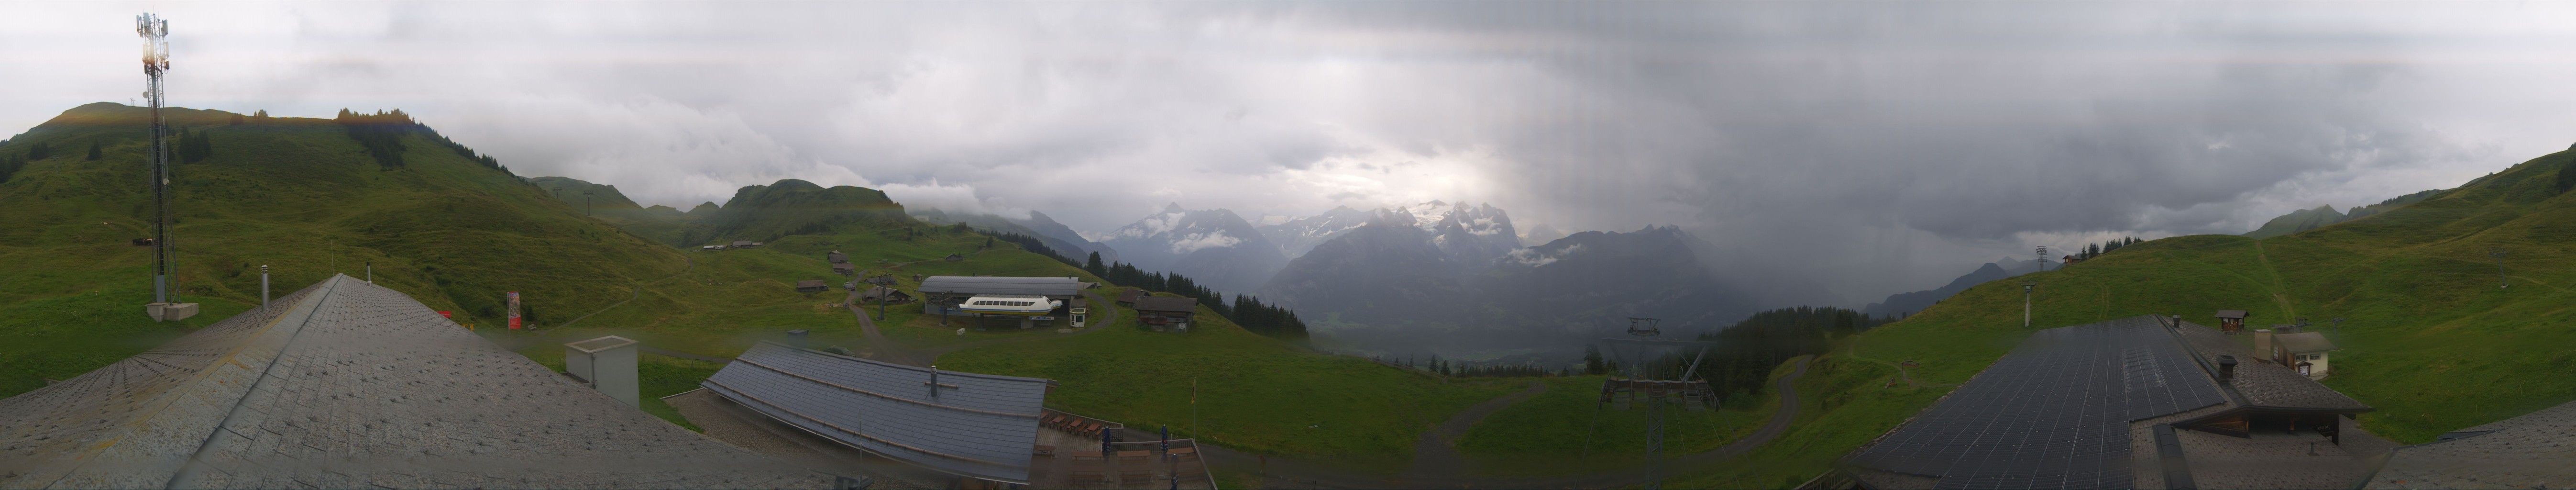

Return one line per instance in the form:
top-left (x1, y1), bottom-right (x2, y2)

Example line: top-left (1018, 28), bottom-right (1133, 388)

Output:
top-left (938, 298), bottom-right (1527, 475)
top-left (1453, 373), bottom-right (1775, 478)
top-left (1684, 147), bottom-right (2576, 487)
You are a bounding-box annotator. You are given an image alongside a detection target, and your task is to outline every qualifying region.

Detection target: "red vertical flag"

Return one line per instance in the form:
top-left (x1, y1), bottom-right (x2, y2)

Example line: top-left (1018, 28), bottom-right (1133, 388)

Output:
top-left (506, 291), bottom-right (522, 330)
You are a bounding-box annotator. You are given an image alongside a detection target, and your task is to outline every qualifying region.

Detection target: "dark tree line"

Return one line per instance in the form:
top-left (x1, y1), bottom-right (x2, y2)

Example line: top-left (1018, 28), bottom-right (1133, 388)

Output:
top-left (1375, 353), bottom-right (1558, 379)
top-left (176, 127), bottom-right (212, 163)
top-left (991, 232), bottom-right (1079, 267)
top-left (336, 109), bottom-right (415, 168)
top-left (2076, 236), bottom-right (2142, 260)
top-left (1083, 251), bottom-right (1310, 340)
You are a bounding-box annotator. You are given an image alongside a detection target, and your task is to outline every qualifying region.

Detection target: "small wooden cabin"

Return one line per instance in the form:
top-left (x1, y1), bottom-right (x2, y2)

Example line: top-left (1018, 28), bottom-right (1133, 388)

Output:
top-left (794, 280), bottom-right (829, 293)
top-left (1132, 297), bottom-right (1198, 332)
top-left (2215, 310), bottom-right (2249, 334)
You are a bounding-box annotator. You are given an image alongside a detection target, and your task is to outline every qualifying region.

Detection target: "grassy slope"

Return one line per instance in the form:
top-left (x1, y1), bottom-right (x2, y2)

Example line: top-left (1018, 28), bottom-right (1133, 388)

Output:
top-left (1684, 148), bottom-right (2576, 487)
top-left (0, 104), bottom-right (685, 396)
top-left (939, 291), bottom-right (1526, 475)
top-left (1453, 370), bottom-right (1780, 478)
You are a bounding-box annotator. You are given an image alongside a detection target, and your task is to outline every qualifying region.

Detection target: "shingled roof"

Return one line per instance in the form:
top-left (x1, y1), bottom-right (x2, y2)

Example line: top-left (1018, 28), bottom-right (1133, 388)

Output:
top-left (1131, 296), bottom-right (1199, 314)
top-left (2368, 400), bottom-right (2576, 489)
top-left (2171, 322), bottom-right (2370, 411)
top-left (0, 275), bottom-right (830, 489)
top-left (916, 276), bottom-right (1083, 299)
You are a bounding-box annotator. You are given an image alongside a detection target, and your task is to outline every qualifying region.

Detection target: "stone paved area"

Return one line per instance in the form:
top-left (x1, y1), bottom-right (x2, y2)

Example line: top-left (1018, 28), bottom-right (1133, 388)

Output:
top-left (0, 275), bottom-right (835, 489)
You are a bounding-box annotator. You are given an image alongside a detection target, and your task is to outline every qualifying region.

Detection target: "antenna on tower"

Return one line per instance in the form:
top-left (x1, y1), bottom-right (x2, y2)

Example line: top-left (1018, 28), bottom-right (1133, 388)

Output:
top-left (138, 13), bottom-right (195, 322)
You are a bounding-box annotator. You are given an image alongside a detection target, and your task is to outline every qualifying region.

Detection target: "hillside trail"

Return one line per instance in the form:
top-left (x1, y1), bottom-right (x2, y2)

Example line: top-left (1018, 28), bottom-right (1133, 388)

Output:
top-left (554, 254), bottom-right (695, 330)
top-left (1232, 356), bottom-right (1816, 489)
top-left (1845, 345), bottom-right (1952, 389)
top-left (1398, 380), bottom-right (1550, 481)
top-left (2251, 242), bottom-right (2298, 319)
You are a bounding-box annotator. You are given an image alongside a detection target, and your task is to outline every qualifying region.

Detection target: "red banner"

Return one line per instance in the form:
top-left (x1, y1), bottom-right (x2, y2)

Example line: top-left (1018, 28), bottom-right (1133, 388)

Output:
top-left (506, 291), bottom-right (522, 330)
top-left (437, 311), bottom-right (453, 319)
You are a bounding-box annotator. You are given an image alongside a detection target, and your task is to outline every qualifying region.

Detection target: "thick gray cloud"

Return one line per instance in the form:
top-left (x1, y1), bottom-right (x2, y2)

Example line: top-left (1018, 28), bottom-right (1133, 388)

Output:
top-left (4, 1), bottom-right (2572, 305)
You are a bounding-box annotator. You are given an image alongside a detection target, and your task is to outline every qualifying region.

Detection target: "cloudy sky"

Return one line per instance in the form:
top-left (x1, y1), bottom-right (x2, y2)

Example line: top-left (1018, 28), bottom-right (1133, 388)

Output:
top-left (5, 1), bottom-right (2574, 304)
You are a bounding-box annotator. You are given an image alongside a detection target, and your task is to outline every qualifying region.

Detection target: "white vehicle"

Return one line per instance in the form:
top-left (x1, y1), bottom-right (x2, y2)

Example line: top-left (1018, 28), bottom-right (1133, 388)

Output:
top-left (957, 295), bottom-right (1062, 316)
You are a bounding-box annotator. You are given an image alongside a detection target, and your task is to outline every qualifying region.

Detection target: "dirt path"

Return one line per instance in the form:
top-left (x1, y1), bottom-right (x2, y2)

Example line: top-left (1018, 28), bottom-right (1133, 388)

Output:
top-left (555, 255), bottom-right (694, 330)
top-left (843, 288), bottom-right (927, 366)
top-left (1230, 356), bottom-right (1817, 489)
top-left (1399, 379), bottom-right (1550, 481)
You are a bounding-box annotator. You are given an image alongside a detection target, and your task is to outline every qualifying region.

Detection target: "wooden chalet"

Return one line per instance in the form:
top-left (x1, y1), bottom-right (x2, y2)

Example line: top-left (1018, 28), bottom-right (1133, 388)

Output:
top-left (1113, 289), bottom-right (1145, 307)
top-left (832, 263), bottom-right (857, 276)
top-left (827, 251), bottom-right (848, 264)
top-left (794, 280), bottom-right (829, 293)
top-left (1130, 297), bottom-right (1198, 332)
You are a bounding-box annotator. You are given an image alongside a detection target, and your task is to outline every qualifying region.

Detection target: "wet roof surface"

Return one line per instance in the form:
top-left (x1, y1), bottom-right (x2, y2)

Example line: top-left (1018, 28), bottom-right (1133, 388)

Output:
top-left (916, 276), bottom-right (1083, 298)
top-left (1846, 315), bottom-right (2229, 489)
top-left (703, 342), bottom-right (1051, 484)
top-left (0, 275), bottom-right (829, 489)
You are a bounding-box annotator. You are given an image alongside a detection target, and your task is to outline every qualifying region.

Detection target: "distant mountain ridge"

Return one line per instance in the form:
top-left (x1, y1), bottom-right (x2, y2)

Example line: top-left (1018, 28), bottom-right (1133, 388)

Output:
top-left (1256, 200), bottom-right (1520, 263)
top-left (910, 208), bottom-right (1118, 263)
top-left (1860, 257), bottom-right (2050, 319)
top-left (2243, 189), bottom-right (2445, 238)
top-left (1265, 223), bottom-right (1758, 356)
top-left (1100, 204), bottom-right (1288, 293)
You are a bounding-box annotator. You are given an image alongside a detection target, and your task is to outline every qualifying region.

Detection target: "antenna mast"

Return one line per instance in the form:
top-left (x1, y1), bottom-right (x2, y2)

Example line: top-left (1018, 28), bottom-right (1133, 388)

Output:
top-left (139, 13), bottom-right (174, 305)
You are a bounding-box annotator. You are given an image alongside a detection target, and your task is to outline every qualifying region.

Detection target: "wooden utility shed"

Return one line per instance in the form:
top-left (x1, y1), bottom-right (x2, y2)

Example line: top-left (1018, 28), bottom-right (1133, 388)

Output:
top-left (1131, 297), bottom-right (1198, 332)
top-left (2215, 310), bottom-right (2249, 334)
top-left (795, 280), bottom-right (829, 293)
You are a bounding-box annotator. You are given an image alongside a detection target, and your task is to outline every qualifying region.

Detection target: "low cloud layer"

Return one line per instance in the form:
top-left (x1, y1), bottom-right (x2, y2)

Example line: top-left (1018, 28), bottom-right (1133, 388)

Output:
top-left (5, 2), bottom-right (2573, 304)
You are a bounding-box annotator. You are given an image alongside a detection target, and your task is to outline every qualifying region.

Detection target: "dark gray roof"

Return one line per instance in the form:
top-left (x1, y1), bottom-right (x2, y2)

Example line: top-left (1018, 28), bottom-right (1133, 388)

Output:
top-left (0, 275), bottom-right (828, 489)
top-left (2170, 322), bottom-right (2370, 411)
top-left (704, 342), bottom-right (1051, 484)
top-left (796, 279), bottom-right (828, 288)
top-left (1132, 297), bottom-right (1198, 314)
top-left (916, 276), bottom-right (1083, 299)
top-left (1845, 315), bottom-right (2229, 489)
top-left (2275, 332), bottom-right (2335, 353)
top-left (2216, 310), bottom-right (2249, 319)
top-left (2369, 400), bottom-right (2576, 489)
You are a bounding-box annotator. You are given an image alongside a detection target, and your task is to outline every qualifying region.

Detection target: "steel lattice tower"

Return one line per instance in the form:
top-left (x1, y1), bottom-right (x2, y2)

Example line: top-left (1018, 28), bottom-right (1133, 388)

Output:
top-left (138, 13), bottom-right (174, 304)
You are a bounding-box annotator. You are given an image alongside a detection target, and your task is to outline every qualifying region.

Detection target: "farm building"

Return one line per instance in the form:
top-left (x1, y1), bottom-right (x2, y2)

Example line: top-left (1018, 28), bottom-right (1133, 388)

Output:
top-left (2268, 331), bottom-right (2337, 378)
top-left (832, 263), bottom-right (857, 276)
top-left (917, 276), bottom-right (1084, 329)
top-left (1113, 288), bottom-right (1145, 307)
top-left (1838, 315), bottom-right (2375, 489)
top-left (795, 280), bottom-right (829, 293)
top-left (827, 251), bottom-right (848, 263)
top-left (1131, 297), bottom-right (1198, 332)
top-left (944, 253), bottom-right (965, 262)
top-left (860, 286), bottom-right (913, 303)
top-left (731, 240), bottom-right (762, 249)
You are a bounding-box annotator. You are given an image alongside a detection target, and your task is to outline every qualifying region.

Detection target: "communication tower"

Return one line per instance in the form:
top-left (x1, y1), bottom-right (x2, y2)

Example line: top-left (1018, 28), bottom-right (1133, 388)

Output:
top-left (137, 13), bottom-right (196, 322)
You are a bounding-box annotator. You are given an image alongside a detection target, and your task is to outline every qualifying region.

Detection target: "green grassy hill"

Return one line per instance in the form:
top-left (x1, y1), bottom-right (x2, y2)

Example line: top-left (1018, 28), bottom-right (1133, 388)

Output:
top-left (1685, 147), bottom-right (2576, 487)
top-left (0, 102), bottom-right (688, 396)
top-left (0, 103), bottom-right (1542, 481)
